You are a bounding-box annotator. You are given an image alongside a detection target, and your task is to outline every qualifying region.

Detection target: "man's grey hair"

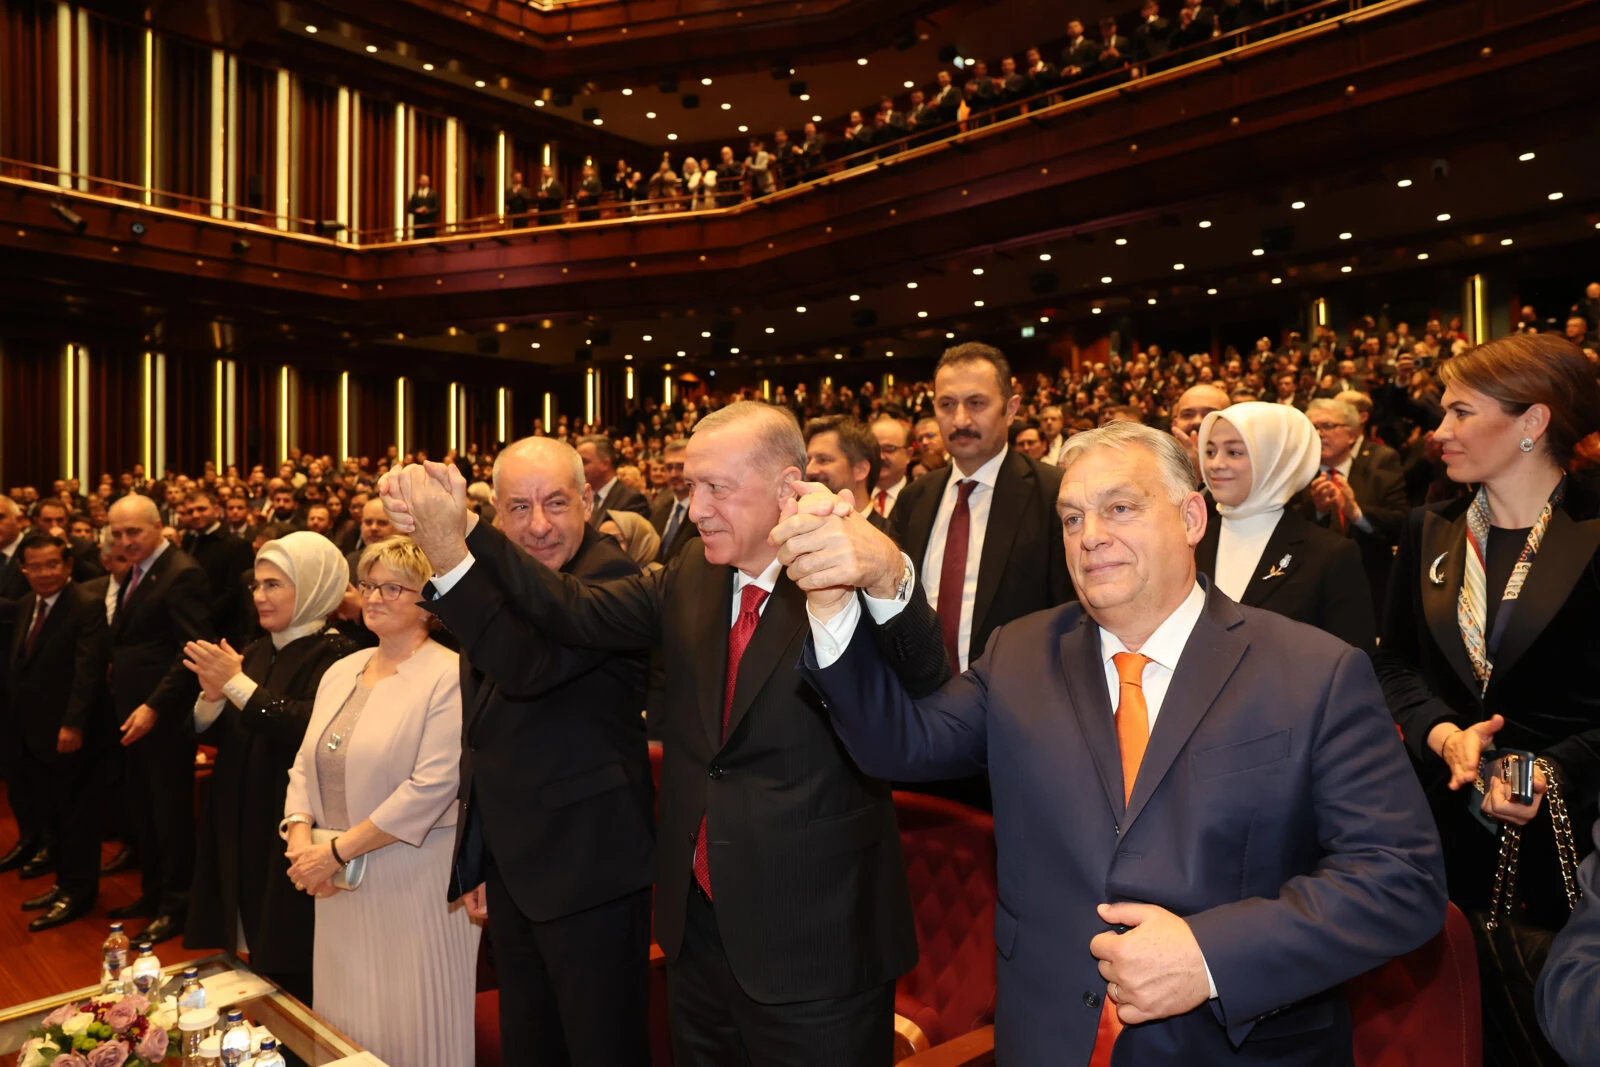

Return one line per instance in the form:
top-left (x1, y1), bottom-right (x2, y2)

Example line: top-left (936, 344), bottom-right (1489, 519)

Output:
top-left (1306, 398), bottom-right (1360, 430)
top-left (577, 434), bottom-right (616, 465)
top-left (693, 401), bottom-right (807, 475)
top-left (1058, 421), bottom-right (1197, 505)
top-left (492, 437), bottom-right (585, 497)
top-left (108, 493), bottom-right (161, 525)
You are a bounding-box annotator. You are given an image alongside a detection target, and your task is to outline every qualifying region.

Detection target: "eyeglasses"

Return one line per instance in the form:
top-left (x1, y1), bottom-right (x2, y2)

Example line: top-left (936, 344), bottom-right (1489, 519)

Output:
top-left (357, 579), bottom-right (422, 602)
top-left (878, 444), bottom-right (905, 456)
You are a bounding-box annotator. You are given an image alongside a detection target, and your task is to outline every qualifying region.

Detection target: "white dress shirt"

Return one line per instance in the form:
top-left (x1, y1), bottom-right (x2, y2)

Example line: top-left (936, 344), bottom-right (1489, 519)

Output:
top-left (593, 477), bottom-right (620, 512)
top-left (1044, 435), bottom-right (1068, 466)
top-left (731, 559), bottom-right (781, 625)
top-left (874, 477), bottom-right (907, 518)
top-left (920, 446), bottom-right (1009, 672)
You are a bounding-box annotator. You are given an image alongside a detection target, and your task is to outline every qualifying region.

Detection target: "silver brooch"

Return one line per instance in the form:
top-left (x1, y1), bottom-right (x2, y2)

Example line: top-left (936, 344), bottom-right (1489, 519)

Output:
top-left (1262, 553), bottom-right (1292, 581)
top-left (1429, 552), bottom-right (1447, 586)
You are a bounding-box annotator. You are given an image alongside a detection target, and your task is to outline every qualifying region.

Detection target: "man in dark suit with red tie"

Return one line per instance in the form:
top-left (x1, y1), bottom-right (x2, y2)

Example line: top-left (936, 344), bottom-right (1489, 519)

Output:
top-left (889, 344), bottom-right (1073, 807)
top-left (775, 420), bottom-right (1447, 1067)
top-left (383, 402), bottom-right (947, 1065)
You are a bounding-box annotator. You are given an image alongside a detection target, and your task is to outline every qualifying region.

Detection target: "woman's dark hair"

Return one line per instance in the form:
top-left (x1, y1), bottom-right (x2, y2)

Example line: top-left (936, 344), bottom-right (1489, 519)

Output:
top-left (1438, 334), bottom-right (1600, 470)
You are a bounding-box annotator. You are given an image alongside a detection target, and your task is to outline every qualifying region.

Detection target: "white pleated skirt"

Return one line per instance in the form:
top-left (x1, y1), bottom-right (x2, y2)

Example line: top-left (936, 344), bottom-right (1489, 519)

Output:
top-left (311, 825), bottom-right (481, 1067)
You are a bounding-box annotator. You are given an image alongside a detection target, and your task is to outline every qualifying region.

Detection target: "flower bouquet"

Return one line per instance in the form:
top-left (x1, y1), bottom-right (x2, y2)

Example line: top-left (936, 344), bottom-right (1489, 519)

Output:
top-left (19, 992), bottom-right (179, 1067)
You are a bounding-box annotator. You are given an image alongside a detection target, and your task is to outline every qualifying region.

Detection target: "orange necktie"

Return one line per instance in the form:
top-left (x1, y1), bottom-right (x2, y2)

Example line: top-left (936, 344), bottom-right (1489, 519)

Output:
top-left (1089, 651), bottom-right (1151, 1067)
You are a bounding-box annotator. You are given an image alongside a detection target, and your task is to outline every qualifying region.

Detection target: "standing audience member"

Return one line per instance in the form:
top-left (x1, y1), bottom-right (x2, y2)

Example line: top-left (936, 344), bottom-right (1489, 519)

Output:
top-left (181, 490), bottom-right (255, 646)
top-left (804, 416), bottom-right (887, 532)
top-left (285, 537), bottom-right (477, 1067)
top-left (408, 175), bottom-right (439, 239)
top-left (505, 172), bottom-right (532, 228)
top-left (183, 532), bottom-right (354, 1004)
top-left (575, 165), bottom-right (604, 222)
top-left (1376, 334), bottom-right (1600, 1066)
top-left (1303, 398), bottom-right (1408, 619)
top-left (648, 440), bottom-right (697, 565)
top-left (870, 417), bottom-right (912, 518)
top-left (536, 166), bottom-right (565, 226)
top-left (578, 435), bottom-right (650, 526)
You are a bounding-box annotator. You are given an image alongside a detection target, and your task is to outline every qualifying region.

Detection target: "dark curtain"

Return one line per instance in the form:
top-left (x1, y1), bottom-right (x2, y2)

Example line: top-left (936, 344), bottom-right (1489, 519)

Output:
top-left (88, 346), bottom-right (144, 481)
top-left (0, 0), bottom-right (58, 179)
top-left (154, 36), bottom-right (209, 212)
top-left (351, 373), bottom-right (391, 464)
top-left (297, 80), bottom-right (338, 228)
top-left (87, 15), bottom-right (143, 197)
top-left (163, 351), bottom-right (210, 476)
top-left (413, 109), bottom-right (447, 201)
top-left (235, 61), bottom-right (279, 227)
top-left (461, 124), bottom-right (497, 225)
top-left (1, 338), bottom-right (62, 487)
top-left (356, 96), bottom-right (394, 241)
top-left (296, 367), bottom-right (340, 460)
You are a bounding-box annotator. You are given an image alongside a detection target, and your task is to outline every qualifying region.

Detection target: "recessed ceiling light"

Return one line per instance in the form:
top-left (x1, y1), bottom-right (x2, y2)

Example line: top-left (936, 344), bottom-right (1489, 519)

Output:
top-left (721, 102), bottom-right (732, 110)
top-left (1251, 248), bottom-right (1265, 256)
top-left (971, 267), bottom-right (984, 276)
top-left (945, 331), bottom-right (956, 339)
top-left (906, 281), bottom-right (918, 289)
top-left (701, 330), bottom-right (711, 338)
top-left (534, 99), bottom-right (544, 106)
top-left (592, 118), bottom-right (603, 125)
top-left (1436, 212), bottom-right (1451, 222)
top-left (667, 133), bottom-right (678, 140)
top-left (730, 347), bottom-right (740, 354)
top-left (1206, 288), bottom-right (1218, 295)
top-left (834, 352), bottom-right (844, 360)
top-left (1271, 277), bottom-right (1282, 284)
top-left (475, 80), bottom-right (486, 88)
top-left (1172, 263), bottom-right (1185, 271)
top-left (885, 350), bottom-right (895, 357)
top-left (1039, 315), bottom-right (1051, 323)
top-left (796, 305), bottom-right (807, 313)
top-left (622, 88), bottom-right (633, 96)
top-left (917, 311), bottom-right (928, 318)
top-left (1147, 297), bottom-right (1157, 305)
top-left (1340, 265), bottom-right (1353, 272)
top-left (643, 334), bottom-right (653, 341)
top-left (974, 300), bottom-right (985, 307)
top-left (904, 80), bottom-right (915, 89)
top-left (1291, 201), bottom-right (1306, 210)
top-left (857, 58), bottom-right (869, 66)
top-left (765, 326), bottom-right (775, 333)
top-left (701, 77), bottom-right (713, 86)
top-left (530, 342), bottom-right (541, 349)
top-left (738, 125), bottom-right (748, 133)
top-left (1518, 151), bottom-right (1536, 162)
top-left (849, 294), bottom-right (861, 301)
top-left (801, 95), bottom-right (812, 102)
top-left (1339, 232), bottom-right (1352, 240)
top-left (1500, 237), bottom-right (1514, 246)
top-left (422, 62), bottom-right (435, 71)
top-left (305, 24), bottom-right (318, 33)
top-left (1417, 252), bottom-right (1429, 260)
top-left (1039, 253), bottom-right (1052, 262)
top-left (811, 114), bottom-right (822, 121)
top-left (1198, 220), bottom-right (1212, 229)
top-left (1548, 191), bottom-right (1564, 200)
top-left (624, 353), bottom-right (633, 360)
top-left (1114, 238), bottom-right (1128, 246)
top-left (365, 44), bottom-right (378, 53)
top-left (1100, 276), bottom-right (1113, 284)
top-left (646, 111), bottom-right (656, 119)
top-left (1397, 179), bottom-right (1413, 188)
top-left (1091, 307), bottom-right (1103, 315)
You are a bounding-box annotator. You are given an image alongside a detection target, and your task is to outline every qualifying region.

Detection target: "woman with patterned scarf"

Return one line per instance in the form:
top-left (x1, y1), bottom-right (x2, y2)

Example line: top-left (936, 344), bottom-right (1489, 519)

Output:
top-left (1375, 333), bottom-right (1600, 1064)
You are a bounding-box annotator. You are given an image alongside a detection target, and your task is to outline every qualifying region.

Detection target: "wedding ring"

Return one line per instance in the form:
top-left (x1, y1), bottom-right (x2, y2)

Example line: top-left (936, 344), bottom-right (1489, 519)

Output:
top-left (1109, 982), bottom-right (1120, 1002)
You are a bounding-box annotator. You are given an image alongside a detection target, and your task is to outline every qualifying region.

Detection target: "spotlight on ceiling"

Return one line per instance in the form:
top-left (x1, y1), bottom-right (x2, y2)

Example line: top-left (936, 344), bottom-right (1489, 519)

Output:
top-left (365, 44), bottom-right (378, 53)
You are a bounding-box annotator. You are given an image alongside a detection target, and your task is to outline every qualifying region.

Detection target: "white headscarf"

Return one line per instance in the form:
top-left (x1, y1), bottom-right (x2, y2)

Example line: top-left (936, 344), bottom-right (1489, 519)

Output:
top-left (1198, 402), bottom-right (1321, 520)
top-left (255, 531), bottom-right (349, 648)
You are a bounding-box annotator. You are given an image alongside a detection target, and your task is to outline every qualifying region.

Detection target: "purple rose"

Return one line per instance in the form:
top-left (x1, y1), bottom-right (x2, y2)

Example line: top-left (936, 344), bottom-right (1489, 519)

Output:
top-left (117, 993), bottom-right (150, 1016)
top-left (102, 998), bottom-right (139, 1033)
top-left (135, 1025), bottom-right (168, 1063)
top-left (53, 1054), bottom-right (90, 1067)
top-left (87, 1041), bottom-right (130, 1067)
top-left (43, 1003), bottom-right (82, 1027)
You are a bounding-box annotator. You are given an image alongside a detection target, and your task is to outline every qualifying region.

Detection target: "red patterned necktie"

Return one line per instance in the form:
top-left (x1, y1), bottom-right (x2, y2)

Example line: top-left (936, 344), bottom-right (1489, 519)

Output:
top-left (24, 598), bottom-right (48, 657)
top-left (692, 582), bottom-right (769, 900)
top-left (937, 480), bottom-right (978, 671)
top-left (876, 489), bottom-right (889, 516)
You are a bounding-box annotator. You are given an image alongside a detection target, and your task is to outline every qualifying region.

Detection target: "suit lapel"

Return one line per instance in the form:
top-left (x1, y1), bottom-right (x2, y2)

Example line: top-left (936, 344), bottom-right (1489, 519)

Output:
top-left (22, 591), bottom-right (70, 667)
top-left (1240, 513), bottom-right (1305, 609)
top-left (1056, 618), bottom-right (1124, 822)
top-left (1419, 509), bottom-right (1479, 696)
top-left (113, 548), bottom-right (170, 635)
top-left (696, 563), bottom-right (735, 751)
top-left (972, 452), bottom-right (1030, 647)
top-left (905, 467), bottom-right (951, 575)
top-left (10, 591), bottom-right (37, 672)
top-left (1490, 508), bottom-right (1600, 685)
top-left (1124, 589), bottom-right (1248, 833)
top-left (723, 575), bottom-right (807, 745)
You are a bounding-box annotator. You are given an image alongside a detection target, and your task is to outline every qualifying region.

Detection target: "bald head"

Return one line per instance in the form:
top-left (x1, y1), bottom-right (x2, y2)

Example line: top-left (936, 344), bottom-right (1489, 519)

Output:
top-left (1173, 384), bottom-right (1231, 439)
top-left (108, 494), bottom-right (163, 565)
top-left (492, 436), bottom-right (591, 570)
top-left (494, 436), bottom-right (585, 498)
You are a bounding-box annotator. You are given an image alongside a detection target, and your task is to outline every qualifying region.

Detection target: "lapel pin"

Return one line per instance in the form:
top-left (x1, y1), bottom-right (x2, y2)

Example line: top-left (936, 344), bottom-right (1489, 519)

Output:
top-left (1262, 553), bottom-right (1292, 581)
top-left (1429, 552), bottom-right (1448, 586)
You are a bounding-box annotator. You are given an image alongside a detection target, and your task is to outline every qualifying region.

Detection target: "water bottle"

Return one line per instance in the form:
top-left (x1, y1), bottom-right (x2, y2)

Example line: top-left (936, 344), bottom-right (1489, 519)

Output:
top-left (100, 922), bottom-right (131, 994)
top-left (251, 1038), bottom-right (285, 1067)
top-left (178, 1007), bottom-right (218, 1066)
top-left (219, 1009), bottom-right (251, 1067)
top-left (178, 967), bottom-right (206, 1011)
top-left (128, 941), bottom-right (162, 997)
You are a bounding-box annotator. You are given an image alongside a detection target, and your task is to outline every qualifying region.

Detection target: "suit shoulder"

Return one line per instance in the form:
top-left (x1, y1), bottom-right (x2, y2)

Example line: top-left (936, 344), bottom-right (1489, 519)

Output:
top-left (1234, 601), bottom-right (1362, 666)
top-left (901, 466), bottom-right (949, 502)
top-left (571, 532), bottom-right (643, 580)
top-left (987, 600), bottom-right (1089, 652)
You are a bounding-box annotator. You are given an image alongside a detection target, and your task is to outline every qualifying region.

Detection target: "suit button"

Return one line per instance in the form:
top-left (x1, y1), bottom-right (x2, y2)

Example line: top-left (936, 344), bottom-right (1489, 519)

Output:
top-left (1083, 991), bottom-right (1101, 1009)
top-left (708, 764), bottom-right (725, 780)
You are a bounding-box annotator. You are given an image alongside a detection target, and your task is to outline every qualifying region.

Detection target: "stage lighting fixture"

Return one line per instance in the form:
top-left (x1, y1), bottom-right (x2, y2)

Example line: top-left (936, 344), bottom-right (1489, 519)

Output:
top-left (50, 202), bottom-right (87, 233)
top-left (130, 221), bottom-right (147, 236)
top-left (231, 239), bottom-right (251, 254)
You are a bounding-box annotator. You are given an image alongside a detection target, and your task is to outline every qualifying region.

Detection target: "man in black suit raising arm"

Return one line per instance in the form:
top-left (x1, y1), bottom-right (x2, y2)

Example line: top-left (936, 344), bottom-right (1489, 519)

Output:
top-left (1303, 398), bottom-right (1408, 612)
top-left (383, 401), bottom-right (945, 1066)
top-left (427, 438), bottom-right (655, 1066)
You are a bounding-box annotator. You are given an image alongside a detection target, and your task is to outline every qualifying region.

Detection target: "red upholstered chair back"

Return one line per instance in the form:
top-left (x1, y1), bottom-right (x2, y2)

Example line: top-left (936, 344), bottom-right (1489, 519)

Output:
top-left (1347, 902), bottom-right (1481, 1067)
top-left (893, 791), bottom-right (998, 1050)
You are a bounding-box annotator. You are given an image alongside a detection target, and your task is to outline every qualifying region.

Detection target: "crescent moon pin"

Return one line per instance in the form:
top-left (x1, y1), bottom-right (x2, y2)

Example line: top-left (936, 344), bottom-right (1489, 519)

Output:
top-left (1429, 552), bottom-right (1448, 586)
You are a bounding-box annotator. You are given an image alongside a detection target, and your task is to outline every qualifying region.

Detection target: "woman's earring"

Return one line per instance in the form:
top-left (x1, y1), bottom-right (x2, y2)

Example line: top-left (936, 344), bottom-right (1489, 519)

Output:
top-left (1519, 437), bottom-right (1535, 453)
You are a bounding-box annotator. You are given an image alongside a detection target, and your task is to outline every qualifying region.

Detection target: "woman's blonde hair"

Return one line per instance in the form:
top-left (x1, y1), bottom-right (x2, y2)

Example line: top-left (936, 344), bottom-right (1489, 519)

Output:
top-left (357, 535), bottom-right (434, 590)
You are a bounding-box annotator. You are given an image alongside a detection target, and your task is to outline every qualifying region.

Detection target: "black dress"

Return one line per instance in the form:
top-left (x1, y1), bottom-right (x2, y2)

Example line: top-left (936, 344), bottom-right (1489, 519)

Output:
top-left (186, 627), bottom-right (356, 1003)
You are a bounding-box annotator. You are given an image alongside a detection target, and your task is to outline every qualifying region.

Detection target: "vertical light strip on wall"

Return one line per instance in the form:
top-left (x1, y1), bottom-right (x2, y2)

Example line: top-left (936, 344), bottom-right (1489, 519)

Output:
top-left (225, 56), bottom-right (238, 220)
top-left (349, 91), bottom-right (361, 245)
top-left (585, 369), bottom-right (596, 426)
top-left (0, 343), bottom-right (6, 485)
top-left (335, 88), bottom-right (351, 241)
top-left (762, 379), bottom-right (771, 401)
top-left (543, 391), bottom-right (552, 432)
top-left (625, 367), bottom-right (634, 401)
top-left (142, 30), bottom-right (154, 205)
top-left (75, 345), bottom-right (89, 487)
top-left (278, 365), bottom-right (291, 463)
top-left (444, 117), bottom-right (458, 229)
top-left (213, 358), bottom-right (224, 469)
top-left (56, 2), bottom-right (71, 188)
top-left (62, 345), bottom-right (75, 478)
top-left (497, 387), bottom-right (508, 442)
top-left (393, 103), bottom-right (407, 240)
top-left (1467, 273), bottom-right (1489, 345)
top-left (154, 353), bottom-right (166, 476)
top-left (141, 353), bottom-right (153, 473)
top-left (396, 377), bottom-right (409, 458)
top-left (663, 375), bottom-right (673, 407)
top-left (495, 132), bottom-right (506, 219)
top-left (339, 371), bottom-right (351, 461)
top-left (75, 7), bottom-right (88, 191)
top-left (1312, 297), bottom-right (1328, 330)
top-left (447, 383), bottom-right (459, 452)
top-left (542, 142), bottom-right (552, 168)
top-left (208, 50), bottom-right (225, 217)
top-left (224, 360), bottom-right (237, 467)
top-left (275, 70), bottom-right (291, 230)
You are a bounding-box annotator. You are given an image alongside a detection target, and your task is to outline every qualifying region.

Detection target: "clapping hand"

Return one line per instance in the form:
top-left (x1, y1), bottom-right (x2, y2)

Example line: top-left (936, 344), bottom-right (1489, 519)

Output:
top-left (183, 639), bottom-right (245, 702)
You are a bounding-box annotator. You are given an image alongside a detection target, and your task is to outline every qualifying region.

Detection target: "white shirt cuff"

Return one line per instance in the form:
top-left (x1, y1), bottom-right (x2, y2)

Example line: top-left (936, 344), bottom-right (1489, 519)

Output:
top-left (193, 696), bottom-right (225, 732)
top-left (222, 673), bottom-right (258, 709)
top-left (430, 553), bottom-right (476, 597)
top-left (862, 553), bottom-right (916, 624)
top-left (1203, 955), bottom-right (1218, 1000)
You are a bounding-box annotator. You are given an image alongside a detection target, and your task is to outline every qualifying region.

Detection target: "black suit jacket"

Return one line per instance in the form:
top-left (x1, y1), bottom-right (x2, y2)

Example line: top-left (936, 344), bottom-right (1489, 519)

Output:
top-left (407, 190), bottom-right (439, 233)
top-left (649, 491), bottom-right (698, 564)
top-left (108, 546), bottom-right (214, 733)
top-left (8, 582), bottom-right (109, 761)
top-left (183, 527), bottom-right (255, 645)
top-left (431, 525), bottom-right (654, 923)
top-left (1060, 37), bottom-right (1100, 75)
top-left (890, 449), bottom-right (1073, 667)
top-left (460, 524), bottom-right (946, 1003)
top-left (1302, 448), bottom-right (1409, 612)
top-left (1375, 478), bottom-right (1600, 919)
top-left (1196, 505), bottom-right (1375, 652)
top-left (592, 481), bottom-right (651, 527)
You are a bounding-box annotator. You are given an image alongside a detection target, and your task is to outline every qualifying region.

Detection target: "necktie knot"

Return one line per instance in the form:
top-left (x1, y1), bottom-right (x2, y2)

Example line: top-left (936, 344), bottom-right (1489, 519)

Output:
top-left (955, 478), bottom-right (978, 503)
top-left (738, 584), bottom-right (768, 619)
top-left (1113, 651), bottom-right (1150, 687)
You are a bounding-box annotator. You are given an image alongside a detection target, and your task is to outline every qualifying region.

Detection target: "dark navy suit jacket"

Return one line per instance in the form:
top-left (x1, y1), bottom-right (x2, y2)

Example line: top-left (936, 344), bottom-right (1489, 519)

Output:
top-left (804, 581), bottom-right (1446, 1066)
top-left (1535, 818), bottom-right (1600, 1066)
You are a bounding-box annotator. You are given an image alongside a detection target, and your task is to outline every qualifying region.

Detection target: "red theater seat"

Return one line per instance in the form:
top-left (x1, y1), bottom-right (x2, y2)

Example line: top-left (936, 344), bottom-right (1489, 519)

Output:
top-left (1348, 902), bottom-right (1481, 1067)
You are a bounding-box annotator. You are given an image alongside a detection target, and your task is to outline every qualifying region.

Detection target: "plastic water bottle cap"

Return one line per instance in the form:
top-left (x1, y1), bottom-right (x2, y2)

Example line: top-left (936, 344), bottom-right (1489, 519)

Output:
top-left (179, 1008), bottom-right (219, 1031)
top-left (109, 922), bottom-right (123, 932)
top-left (184, 968), bottom-right (199, 978)
top-left (225, 1009), bottom-right (244, 1022)
top-left (260, 1040), bottom-right (276, 1050)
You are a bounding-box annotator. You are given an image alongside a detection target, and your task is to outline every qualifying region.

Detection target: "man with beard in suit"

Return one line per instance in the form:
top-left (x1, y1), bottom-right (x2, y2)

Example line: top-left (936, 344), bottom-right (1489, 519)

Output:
top-left (428, 438), bottom-right (654, 1065)
top-left (180, 490), bottom-right (255, 646)
top-left (1060, 19), bottom-right (1100, 85)
top-left (103, 493), bottom-right (214, 944)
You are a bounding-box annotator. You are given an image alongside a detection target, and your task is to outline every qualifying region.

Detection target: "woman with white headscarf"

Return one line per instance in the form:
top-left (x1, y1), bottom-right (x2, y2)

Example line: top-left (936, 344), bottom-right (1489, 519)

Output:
top-left (1196, 401), bottom-right (1376, 651)
top-left (181, 531), bottom-right (356, 1002)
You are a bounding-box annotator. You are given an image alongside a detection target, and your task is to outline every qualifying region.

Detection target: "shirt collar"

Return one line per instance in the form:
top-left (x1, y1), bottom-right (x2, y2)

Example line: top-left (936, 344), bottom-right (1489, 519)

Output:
top-left (881, 476), bottom-right (907, 498)
top-left (1098, 582), bottom-right (1207, 673)
top-left (139, 538), bottom-right (171, 577)
top-left (597, 477), bottom-right (619, 499)
top-left (950, 445), bottom-right (1009, 490)
top-left (734, 557), bottom-right (782, 595)
top-left (0, 534), bottom-right (19, 559)
top-left (39, 588), bottom-right (65, 611)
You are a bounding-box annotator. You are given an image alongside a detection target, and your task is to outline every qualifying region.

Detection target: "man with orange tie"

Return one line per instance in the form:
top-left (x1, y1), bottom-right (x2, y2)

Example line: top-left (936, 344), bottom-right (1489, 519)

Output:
top-left (775, 419), bottom-right (1446, 1066)
top-left (1304, 398), bottom-right (1407, 620)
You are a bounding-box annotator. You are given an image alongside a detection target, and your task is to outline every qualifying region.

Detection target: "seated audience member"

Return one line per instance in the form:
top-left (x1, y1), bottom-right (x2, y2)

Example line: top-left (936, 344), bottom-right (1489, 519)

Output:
top-left (776, 420), bottom-right (1446, 1067)
top-left (285, 536), bottom-right (478, 1067)
top-left (7, 532), bottom-right (110, 932)
top-left (1536, 817), bottom-right (1600, 1066)
top-left (1303, 397), bottom-right (1408, 615)
top-left (184, 532), bottom-right (355, 1003)
top-left (1375, 334), bottom-right (1600, 1065)
top-left (1196, 402), bottom-right (1375, 651)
